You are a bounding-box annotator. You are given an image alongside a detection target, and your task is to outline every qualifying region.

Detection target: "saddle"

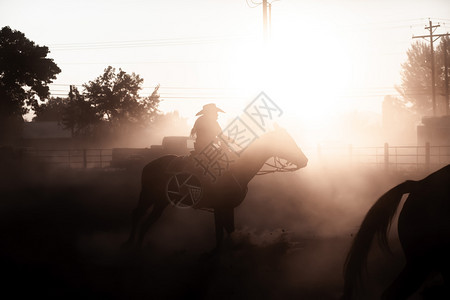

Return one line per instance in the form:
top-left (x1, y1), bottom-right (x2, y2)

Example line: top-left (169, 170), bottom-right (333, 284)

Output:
top-left (164, 153), bottom-right (246, 209)
top-left (166, 154), bottom-right (195, 174)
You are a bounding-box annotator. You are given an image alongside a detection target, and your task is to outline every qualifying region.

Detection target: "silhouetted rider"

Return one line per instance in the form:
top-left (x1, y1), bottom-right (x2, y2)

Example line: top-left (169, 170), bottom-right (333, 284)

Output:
top-left (190, 103), bottom-right (224, 153)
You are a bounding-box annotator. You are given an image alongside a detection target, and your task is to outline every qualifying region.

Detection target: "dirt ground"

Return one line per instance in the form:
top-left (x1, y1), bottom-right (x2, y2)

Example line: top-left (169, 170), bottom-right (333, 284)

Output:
top-left (0, 161), bottom-right (447, 299)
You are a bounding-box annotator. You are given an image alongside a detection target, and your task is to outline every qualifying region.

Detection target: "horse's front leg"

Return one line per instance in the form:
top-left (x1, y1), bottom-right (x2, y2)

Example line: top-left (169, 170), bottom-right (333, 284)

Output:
top-left (213, 209), bottom-right (225, 249)
top-left (121, 188), bottom-right (153, 250)
top-left (223, 208), bottom-right (235, 235)
top-left (213, 208), bottom-right (235, 249)
top-left (137, 201), bottom-right (169, 247)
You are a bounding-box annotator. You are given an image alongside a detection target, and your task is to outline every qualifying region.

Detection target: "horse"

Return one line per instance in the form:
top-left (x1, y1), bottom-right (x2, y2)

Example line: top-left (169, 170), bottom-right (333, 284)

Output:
top-left (122, 126), bottom-right (308, 251)
top-left (342, 164), bottom-right (450, 299)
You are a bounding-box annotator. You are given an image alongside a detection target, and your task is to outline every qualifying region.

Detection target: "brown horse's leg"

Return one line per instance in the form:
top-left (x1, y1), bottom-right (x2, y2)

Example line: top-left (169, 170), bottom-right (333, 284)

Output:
top-left (137, 201), bottom-right (168, 247)
top-left (382, 259), bottom-right (430, 300)
top-left (214, 209), bottom-right (225, 248)
top-left (223, 208), bottom-right (235, 235)
top-left (213, 208), bottom-right (235, 249)
top-left (122, 188), bottom-right (153, 249)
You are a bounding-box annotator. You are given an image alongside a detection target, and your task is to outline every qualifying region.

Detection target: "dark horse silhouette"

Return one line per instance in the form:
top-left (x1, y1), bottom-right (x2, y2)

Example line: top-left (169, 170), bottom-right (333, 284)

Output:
top-left (343, 164), bottom-right (450, 299)
top-left (122, 127), bottom-right (308, 250)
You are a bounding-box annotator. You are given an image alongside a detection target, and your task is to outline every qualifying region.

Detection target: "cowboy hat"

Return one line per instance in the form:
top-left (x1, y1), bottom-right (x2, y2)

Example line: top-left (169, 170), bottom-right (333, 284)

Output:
top-left (195, 103), bottom-right (225, 116)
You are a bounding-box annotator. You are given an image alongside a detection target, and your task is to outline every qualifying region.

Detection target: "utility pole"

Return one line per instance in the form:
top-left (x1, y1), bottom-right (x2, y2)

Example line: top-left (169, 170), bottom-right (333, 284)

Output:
top-left (263, 0), bottom-right (268, 43)
top-left (413, 20), bottom-right (450, 116)
top-left (268, 2), bottom-right (271, 39)
top-left (267, 1), bottom-right (279, 41)
top-left (247, 0), bottom-right (279, 44)
top-left (247, 0), bottom-right (279, 43)
top-left (444, 36), bottom-right (449, 115)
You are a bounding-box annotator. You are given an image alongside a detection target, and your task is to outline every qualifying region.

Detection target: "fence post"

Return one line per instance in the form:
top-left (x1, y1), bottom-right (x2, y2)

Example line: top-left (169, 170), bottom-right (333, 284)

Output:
top-left (425, 142), bottom-right (430, 172)
top-left (83, 149), bottom-right (87, 169)
top-left (384, 143), bottom-right (389, 172)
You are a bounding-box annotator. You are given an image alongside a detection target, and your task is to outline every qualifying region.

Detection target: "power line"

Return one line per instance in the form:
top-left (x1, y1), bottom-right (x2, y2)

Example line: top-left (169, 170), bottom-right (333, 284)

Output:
top-left (47, 86), bottom-right (430, 100)
top-left (245, 0), bottom-right (262, 8)
top-left (49, 35), bottom-right (256, 51)
top-left (49, 83), bottom-right (241, 90)
top-left (41, 19), bottom-right (427, 53)
top-left (49, 83), bottom-right (407, 91)
top-left (58, 60), bottom-right (216, 65)
top-left (49, 34), bottom-right (254, 46)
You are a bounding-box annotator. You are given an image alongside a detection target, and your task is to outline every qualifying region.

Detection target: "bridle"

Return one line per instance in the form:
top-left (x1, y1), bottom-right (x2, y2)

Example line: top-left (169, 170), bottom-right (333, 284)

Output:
top-left (256, 156), bottom-right (300, 175)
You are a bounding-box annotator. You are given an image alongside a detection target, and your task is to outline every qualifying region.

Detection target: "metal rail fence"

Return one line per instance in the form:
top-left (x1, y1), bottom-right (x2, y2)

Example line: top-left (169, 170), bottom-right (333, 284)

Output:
top-left (21, 144), bottom-right (450, 172)
top-left (315, 143), bottom-right (450, 172)
top-left (23, 148), bottom-right (113, 169)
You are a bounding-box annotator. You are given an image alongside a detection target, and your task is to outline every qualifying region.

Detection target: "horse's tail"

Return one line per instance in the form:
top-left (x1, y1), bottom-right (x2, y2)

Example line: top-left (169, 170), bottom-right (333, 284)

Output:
top-left (342, 180), bottom-right (417, 299)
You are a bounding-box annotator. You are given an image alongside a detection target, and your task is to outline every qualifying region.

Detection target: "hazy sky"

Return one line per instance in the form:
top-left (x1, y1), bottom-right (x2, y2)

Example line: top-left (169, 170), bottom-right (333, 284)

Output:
top-left (1, 0), bottom-right (449, 142)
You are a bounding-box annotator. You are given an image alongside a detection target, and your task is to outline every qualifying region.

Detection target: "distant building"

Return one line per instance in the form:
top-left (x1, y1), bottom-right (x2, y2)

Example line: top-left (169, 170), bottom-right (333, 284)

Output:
top-left (417, 116), bottom-right (450, 146)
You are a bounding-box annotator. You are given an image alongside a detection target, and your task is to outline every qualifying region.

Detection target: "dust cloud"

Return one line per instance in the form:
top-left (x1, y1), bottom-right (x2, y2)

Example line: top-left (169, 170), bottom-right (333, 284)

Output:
top-left (1, 147), bottom-right (422, 299)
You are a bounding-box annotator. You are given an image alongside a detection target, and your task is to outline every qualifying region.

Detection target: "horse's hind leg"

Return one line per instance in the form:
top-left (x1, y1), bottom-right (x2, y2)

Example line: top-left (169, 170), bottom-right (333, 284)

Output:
top-left (382, 259), bottom-right (430, 300)
top-left (122, 187), bottom-right (154, 249)
top-left (137, 201), bottom-right (169, 247)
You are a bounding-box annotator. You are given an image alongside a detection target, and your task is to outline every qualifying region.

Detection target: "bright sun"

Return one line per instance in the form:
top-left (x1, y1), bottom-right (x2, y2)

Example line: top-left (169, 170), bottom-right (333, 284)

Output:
top-left (222, 31), bottom-right (356, 144)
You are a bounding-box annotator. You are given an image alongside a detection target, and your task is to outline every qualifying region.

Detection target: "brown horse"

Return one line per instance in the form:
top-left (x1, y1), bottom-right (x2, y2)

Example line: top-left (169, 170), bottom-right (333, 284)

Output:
top-left (343, 164), bottom-right (450, 299)
top-left (122, 127), bottom-right (308, 250)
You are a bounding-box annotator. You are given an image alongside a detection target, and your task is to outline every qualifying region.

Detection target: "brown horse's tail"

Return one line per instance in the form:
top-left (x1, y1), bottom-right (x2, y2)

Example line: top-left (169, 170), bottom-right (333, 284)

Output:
top-left (342, 180), bottom-right (417, 299)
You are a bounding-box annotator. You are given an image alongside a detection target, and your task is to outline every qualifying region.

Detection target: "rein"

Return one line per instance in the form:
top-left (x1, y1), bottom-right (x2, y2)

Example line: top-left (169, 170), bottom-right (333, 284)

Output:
top-left (256, 157), bottom-right (299, 175)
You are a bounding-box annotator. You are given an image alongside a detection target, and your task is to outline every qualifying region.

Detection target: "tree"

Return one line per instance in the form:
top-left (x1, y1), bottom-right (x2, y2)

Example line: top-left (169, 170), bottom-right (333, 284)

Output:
top-left (33, 85), bottom-right (103, 138)
top-left (61, 86), bottom-right (98, 137)
top-left (83, 66), bottom-right (160, 134)
top-left (397, 38), bottom-right (449, 116)
top-left (0, 26), bottom-right (61, 141)
top-left (141, 84), bottom-right (161, 124)
top-left (33, 96), bottom-right (67, 122)
top-left (32, 66), bottom-right (161, 143)
top-left (436, 36), bottom-right (450, 114)
top-left (32, 86), bottom-right (94, 136)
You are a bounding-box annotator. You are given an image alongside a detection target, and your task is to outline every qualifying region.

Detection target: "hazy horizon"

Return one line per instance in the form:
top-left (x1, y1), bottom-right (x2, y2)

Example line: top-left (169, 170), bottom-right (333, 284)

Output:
top-left (2, 0), bottom-right (449, 146)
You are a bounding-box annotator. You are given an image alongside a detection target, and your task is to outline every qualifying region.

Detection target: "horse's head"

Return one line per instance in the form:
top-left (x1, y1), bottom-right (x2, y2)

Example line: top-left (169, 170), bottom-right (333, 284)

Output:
top-left (264, 125), bottom-right (308, 170)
